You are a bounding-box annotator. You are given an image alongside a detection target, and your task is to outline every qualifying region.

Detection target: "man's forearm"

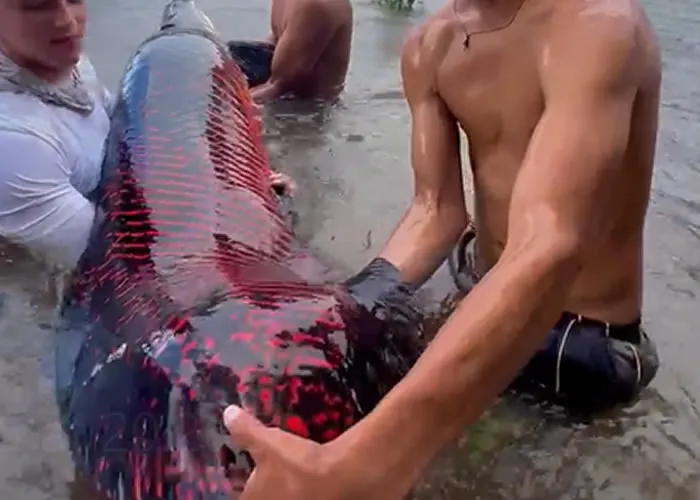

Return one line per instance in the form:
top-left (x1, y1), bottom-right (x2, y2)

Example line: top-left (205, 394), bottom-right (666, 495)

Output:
top-left (343, 242), bottom-right (579, 490)
top-left (378, 202), bottom-right (468, 287)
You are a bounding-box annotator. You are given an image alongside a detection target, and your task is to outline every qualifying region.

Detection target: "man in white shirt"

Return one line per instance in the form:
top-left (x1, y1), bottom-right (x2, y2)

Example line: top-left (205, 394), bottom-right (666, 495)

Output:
top-left (0, 0), bottom-right (294, 271)
top-left (0, 0), bottom-right (108, 270)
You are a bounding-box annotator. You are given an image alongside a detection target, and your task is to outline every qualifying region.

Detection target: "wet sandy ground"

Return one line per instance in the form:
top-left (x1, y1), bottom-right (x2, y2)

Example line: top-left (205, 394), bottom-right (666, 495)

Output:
top-left (0, 0), bottom-right (698, 498)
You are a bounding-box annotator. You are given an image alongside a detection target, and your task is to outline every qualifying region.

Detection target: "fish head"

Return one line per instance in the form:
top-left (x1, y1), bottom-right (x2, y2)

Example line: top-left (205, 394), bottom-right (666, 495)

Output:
top-left (160, 0), bottom-right (216, 33)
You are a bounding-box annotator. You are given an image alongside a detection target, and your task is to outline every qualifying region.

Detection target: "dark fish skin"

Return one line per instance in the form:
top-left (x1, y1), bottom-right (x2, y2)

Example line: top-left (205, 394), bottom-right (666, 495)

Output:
top-left (57, 10), bottom-right (423, 500)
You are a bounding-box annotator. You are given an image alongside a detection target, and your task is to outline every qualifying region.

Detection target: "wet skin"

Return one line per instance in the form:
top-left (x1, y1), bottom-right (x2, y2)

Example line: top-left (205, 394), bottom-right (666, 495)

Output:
top-left (382, 0), bottom-right (661, 325)
top-left (252, 0), bottom-right (353, 101)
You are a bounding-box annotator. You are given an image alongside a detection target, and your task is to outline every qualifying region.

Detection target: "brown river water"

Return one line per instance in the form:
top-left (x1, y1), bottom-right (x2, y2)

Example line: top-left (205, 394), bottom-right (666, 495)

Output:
top-left (0, 0), bottom-right (697, 498)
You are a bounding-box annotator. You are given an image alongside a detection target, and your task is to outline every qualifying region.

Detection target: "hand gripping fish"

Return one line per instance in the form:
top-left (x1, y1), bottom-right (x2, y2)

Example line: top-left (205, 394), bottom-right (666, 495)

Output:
top-left (56, 1), bottom-right (423, 498)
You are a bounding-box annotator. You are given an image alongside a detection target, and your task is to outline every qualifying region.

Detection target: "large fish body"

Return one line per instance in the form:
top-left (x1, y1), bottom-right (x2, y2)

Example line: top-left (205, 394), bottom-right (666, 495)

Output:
top-left (57, 1), bottom-right (422, 499)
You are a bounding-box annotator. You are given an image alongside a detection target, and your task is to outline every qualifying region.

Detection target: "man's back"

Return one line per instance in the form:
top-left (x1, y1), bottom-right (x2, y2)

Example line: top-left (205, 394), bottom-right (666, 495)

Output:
top-left (269, 0), bottom-right (352, 98)
top-left (404, 0), bottom-right (661, 324)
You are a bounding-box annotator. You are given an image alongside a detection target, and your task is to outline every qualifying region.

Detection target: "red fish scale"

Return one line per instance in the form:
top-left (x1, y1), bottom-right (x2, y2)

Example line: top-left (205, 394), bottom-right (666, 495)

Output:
top-left (105, 42), bottom-right (286, 267)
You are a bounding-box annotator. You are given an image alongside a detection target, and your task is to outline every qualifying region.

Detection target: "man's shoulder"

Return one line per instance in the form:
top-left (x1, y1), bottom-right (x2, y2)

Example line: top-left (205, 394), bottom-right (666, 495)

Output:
top-left (400, 10), bottom-right (456, 85)
top-left (550, 0), bottom-right (642, 21)
top-left (547, 0), bottom-right (655, 53)
top-left (543, 0), bottom-right (659, 87)
top-left (404, 8), bottom-right (456, 52)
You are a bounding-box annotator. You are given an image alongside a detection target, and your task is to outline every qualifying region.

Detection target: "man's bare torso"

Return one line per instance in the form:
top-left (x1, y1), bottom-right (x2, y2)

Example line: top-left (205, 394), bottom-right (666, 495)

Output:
top-left (270, 0), bottom-right (352, 98)
top-left (421, 0), bottom-right (661, 323)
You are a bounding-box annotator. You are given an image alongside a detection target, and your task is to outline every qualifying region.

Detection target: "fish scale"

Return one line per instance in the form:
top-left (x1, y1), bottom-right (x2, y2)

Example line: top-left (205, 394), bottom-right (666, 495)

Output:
top-left (58, 1), bottom-right (423, 499)
top-left (109, 34), bottom-right (283, 266)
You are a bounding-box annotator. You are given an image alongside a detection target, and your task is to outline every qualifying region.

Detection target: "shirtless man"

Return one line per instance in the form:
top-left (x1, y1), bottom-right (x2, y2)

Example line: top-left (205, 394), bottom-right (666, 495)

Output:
top-left (249, 0), bottom-right (353, 102)
top-left (218, 0), bottom-right (663, 498)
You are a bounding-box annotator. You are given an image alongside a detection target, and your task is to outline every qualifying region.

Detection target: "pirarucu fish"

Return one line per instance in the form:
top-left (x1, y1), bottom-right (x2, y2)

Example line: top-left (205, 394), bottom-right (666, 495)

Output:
top-left (56, 1), bottom-right (422, 498)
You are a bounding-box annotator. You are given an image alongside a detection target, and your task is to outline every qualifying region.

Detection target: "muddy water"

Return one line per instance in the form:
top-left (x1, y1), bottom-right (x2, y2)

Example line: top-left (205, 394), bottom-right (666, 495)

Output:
top-left (0, 0), bottom-right (698, 498)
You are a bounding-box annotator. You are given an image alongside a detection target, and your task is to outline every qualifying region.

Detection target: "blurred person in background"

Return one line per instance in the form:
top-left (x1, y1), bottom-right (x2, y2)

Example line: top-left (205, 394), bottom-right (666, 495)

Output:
top-left (229, 0), bottom-right (353, 103)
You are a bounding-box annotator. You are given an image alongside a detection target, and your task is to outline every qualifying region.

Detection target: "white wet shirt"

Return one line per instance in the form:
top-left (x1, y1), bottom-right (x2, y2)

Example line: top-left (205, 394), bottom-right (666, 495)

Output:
top-left (0, 56), bottom-right (111, 270)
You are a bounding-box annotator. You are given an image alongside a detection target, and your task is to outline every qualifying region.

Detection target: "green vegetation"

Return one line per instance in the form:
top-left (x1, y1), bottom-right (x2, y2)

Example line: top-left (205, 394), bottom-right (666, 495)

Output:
top-left (374, 0), bottom-right (417, 12)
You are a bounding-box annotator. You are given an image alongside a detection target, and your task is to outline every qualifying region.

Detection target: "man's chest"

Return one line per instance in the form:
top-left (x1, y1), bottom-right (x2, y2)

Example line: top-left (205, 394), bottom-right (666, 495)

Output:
top-left (434, 26), bottom-right (550, 230)
top-left (437, 34), bottom-right (545, 153)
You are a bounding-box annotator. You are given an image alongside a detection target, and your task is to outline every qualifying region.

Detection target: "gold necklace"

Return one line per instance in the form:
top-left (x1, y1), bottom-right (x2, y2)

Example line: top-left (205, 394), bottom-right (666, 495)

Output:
top-left (453, 0), bottom-right (528, 49)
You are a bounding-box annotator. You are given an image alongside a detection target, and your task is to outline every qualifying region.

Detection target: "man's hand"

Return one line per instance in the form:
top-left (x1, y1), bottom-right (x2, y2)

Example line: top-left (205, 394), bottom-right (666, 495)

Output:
top-left (223, 406), bottom-right (389, 500)
top-left (224, 405), bottom-right (329, 499)
top-left (269, 170), bottom-right (296, 197)
top-left (251, 81), bottom-right (283, 104)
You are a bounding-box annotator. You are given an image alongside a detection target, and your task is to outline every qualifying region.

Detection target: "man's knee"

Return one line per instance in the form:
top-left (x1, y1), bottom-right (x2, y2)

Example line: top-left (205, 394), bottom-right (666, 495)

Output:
top-left (608, 330), bottom-right (659, 398)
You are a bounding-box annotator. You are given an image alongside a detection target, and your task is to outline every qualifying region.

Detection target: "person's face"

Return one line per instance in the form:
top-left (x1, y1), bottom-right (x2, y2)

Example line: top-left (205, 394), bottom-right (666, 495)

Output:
top-left (0, 0), bottom-right (86, 77)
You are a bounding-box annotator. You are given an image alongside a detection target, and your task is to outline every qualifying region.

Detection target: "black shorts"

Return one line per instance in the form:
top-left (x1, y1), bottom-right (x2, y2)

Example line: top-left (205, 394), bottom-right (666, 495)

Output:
top-left (448, 229), bottom-right (660, 414)
top-left (511, 312), bottom-right (659, 413)
top-left (227, 40), bottom-right (274, 88)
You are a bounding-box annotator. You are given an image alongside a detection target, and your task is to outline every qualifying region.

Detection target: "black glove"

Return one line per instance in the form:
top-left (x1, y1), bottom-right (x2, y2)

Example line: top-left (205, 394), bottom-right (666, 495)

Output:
top-left (343, 257), bottom-right (421, 327)
top-left (341, 258), bottom-right (424, 411)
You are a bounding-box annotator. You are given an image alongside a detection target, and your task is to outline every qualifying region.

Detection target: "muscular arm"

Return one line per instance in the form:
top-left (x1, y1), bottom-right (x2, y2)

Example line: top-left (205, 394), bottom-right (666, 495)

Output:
top-left (251, 0), bottom-right (341, 102)
top-left (377, 25), bottom-right (469, 286)
top-left (340, 10), bottom-right (644, 491)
